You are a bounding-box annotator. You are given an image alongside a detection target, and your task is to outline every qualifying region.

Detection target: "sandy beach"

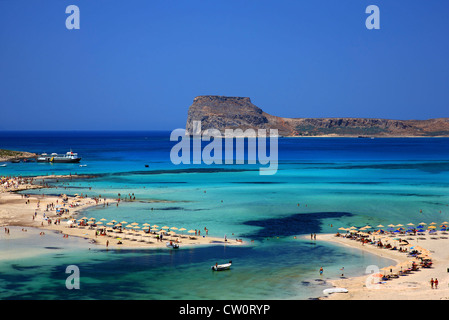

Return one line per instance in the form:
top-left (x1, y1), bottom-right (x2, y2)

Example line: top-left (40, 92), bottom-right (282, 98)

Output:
top-left (0, 175), bottom-right (243, 250)
top-left (317, 231), bottom-right (449, 300)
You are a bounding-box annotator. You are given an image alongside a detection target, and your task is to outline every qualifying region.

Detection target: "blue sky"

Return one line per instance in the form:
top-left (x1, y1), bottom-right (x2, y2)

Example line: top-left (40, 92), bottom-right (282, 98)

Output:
top-left (0, 0), bottom-right (448, 130)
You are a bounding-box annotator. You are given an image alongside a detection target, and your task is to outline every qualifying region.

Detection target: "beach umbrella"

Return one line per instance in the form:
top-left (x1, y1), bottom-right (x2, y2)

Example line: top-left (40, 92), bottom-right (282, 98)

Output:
top-left (171, 227), bottom-right (178, 230)
top-left (442, 221), bottom-right (449, 225)
top-left (381, 265), bottom-right (397, 275)
top-left (338, 227), bottom-right (348, 231)
top-left (430, 222), bottom-right (436, 225)
top-left (407, 223), bottom-right (415, 226)
top-left (120, 221), bottom-right (128, 224)
top-left (428, 226), bottom-right (437, 229)
top-left (131, 222), bottom-right (139, 226)
top-left (396, 224), bottom-right (404, 227)
top-left (387, 224), bottom-right (395, 227)
top-left (152, 224), bottom-right (159, 228)
top-left (100, 218), bottom-right (107, 221)
top-left (419, 222), bottom-right (427, 225)
top-left (188, 230), bottom-right (196, 234)
top-left (376, 225), bottom-right (384, 228)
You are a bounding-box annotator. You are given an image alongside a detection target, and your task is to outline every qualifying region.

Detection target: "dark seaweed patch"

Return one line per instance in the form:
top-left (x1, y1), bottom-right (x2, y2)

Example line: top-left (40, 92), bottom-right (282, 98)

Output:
top-left (242, 212), bottom-right (353, 239)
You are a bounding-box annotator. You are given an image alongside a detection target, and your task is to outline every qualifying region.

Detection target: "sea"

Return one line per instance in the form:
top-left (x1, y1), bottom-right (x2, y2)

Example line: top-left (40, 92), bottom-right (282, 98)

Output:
top-left (1, 131), bottom-right (449, 300)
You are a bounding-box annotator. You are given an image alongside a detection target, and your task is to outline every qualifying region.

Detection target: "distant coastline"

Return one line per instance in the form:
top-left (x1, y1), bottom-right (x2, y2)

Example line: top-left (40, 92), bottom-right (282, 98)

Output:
top-left (0, 149), bottom-right (37, 162)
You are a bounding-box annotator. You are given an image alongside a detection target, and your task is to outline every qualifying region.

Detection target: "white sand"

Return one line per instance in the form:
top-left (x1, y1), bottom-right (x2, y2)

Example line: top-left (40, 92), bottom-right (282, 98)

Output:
top-left (0, 179), bottom-right (243, 250)
top-left (317, 232), bottom-right (449, 300)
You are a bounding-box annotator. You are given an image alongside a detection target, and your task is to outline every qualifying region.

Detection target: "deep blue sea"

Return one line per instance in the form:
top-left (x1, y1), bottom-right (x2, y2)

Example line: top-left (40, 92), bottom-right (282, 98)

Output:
top-left (1, 131), bottom-right (449, 300)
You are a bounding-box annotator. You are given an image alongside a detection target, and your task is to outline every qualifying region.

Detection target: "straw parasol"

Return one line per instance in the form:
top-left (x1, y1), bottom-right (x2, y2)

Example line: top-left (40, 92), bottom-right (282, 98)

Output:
top-left (381, 265), bottom-right (397, 275)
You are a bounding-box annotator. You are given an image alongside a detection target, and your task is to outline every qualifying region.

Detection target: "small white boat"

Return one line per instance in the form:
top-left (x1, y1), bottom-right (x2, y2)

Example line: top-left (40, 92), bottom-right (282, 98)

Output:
top-left (166, 242), bottom-right (179, 249)
top-left (0, 164), bottom-right (7, 167)
top-left (322, 288), bottom-right (348, 295)
top-left (211, 261), bottom-right (232, 271)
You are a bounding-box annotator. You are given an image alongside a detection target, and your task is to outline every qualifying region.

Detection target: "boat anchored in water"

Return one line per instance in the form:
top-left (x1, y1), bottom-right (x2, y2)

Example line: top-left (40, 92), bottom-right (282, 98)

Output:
top-left (37, 151), bottom-right (81, 163)
top-left (211, 261), bottom-right (232, 271)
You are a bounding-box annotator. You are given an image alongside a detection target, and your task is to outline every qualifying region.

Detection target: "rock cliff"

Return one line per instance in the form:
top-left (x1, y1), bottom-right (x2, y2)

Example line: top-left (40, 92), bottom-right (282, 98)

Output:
top-left (185, 96), bottom-right (449, 137)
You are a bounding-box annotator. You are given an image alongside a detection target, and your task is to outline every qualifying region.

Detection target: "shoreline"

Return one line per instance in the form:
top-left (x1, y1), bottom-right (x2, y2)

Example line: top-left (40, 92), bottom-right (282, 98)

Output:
top-left (0, 175), bottom-right (243, 250)
top-left (315, 232), bottom-right (449, 300)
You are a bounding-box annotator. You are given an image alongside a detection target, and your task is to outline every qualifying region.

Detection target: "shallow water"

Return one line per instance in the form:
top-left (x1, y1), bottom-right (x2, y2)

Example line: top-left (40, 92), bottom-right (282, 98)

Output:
top-left (1, 132), bottom-right (448, 299)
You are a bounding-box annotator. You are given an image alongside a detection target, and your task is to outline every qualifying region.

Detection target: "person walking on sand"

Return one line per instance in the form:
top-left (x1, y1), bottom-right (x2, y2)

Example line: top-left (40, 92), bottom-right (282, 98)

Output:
top-left (319, 267), bottom-right (323, 276)
top-left (430, 278), bottom-right (434, 289)
top-left (434, 278), bottom-right (439, 289)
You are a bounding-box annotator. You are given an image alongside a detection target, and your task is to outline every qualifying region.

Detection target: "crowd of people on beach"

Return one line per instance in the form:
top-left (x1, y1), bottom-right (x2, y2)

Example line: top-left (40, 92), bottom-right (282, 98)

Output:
top-left (335, 228), bottom-right (437, 283)
top-left (0, 176), bottom-right (35, 192)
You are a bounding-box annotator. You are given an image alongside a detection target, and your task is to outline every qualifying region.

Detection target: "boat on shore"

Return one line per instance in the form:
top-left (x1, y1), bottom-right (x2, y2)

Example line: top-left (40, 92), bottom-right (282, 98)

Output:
top-left (211, 261), bottom-right (232, 271)
top-left (37, 151), bottom-right (81, 163)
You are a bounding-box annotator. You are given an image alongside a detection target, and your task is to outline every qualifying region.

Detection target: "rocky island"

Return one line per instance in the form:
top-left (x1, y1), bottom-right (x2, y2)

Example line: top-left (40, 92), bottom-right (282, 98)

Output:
top-left (185, 96), bottom-right (449, 137)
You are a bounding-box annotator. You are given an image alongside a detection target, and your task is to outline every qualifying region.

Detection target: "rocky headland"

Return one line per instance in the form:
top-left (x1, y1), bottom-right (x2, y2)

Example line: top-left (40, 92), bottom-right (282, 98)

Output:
top-left (185, 96), bottom-right (449, 137)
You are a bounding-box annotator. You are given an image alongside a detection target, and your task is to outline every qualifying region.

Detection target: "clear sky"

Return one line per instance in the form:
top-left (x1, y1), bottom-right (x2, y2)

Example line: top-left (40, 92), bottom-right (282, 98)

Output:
top-left (1, 0), bottom-right (448, 130)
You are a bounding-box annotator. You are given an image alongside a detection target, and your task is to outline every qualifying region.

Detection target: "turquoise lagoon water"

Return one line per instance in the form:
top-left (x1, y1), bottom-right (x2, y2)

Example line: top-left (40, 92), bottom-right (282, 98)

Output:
top-left (1, 132), bottom-right (449, 300)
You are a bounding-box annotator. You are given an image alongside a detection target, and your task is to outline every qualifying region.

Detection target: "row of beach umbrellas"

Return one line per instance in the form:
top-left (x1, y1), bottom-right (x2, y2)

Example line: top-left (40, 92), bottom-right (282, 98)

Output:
top-left (68, 217), bottom-right (198, 235)
top-left (339, 222), bottom-right (449, 233)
